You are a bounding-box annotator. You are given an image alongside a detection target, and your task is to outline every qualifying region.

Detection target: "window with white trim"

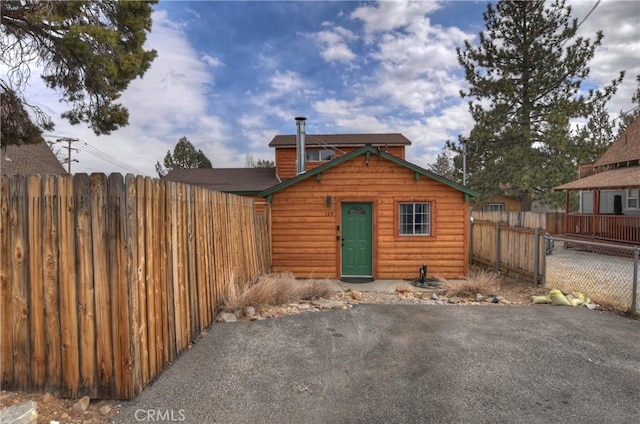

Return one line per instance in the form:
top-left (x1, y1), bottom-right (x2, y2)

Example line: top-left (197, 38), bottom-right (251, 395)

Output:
top-left (399, 202), bottom-right (431, 235)
top-left (627, 189), bottom-right (639, 209)
top-left (483, 203), bottom-right (505, 212)
top-left (306, 149), bottom-right (334, 162)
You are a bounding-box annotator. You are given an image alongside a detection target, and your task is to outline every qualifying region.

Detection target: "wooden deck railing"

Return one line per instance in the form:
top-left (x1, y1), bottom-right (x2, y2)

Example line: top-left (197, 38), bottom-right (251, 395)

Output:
top-left (565, 214), bottom-right (640, 245)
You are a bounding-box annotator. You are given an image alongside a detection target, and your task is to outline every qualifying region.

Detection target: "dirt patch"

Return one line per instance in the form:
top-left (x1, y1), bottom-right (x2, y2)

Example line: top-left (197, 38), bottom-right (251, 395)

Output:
top-left (0, 390), bottom-right (121, 423)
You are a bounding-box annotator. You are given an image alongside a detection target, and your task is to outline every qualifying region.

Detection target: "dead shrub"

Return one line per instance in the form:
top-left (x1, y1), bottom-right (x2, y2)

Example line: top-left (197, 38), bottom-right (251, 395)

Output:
top-left (441, 270), bottom-right (501, 298)
top-left (222, 272), bottom-right (337, 315)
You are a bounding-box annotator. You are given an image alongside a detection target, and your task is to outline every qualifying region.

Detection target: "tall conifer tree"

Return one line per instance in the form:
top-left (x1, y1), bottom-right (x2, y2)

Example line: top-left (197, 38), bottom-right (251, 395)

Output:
top-left (456, 0), bottom-right (623, 210)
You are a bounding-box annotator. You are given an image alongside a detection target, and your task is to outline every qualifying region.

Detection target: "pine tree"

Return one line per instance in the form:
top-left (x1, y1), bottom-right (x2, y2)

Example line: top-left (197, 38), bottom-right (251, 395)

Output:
top-left (428, 146), bottom-right (457, 182)
top-left (1, 0), bottom-right (157, 146)
top-left (155, 137), bottom-right (212, 177)
top-left (456, 0), bottom-right (623, 210)
top-left (616, 75), bottom-right (640, 135)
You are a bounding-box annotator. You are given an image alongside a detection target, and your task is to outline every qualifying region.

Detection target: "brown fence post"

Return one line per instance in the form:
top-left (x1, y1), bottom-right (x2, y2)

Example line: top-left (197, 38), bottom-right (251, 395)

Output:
top-left (633, 247), bottom-right (638, 316)
top-left (27, 175), bottom-right (45, 392)
top-left (495, 221), bottom-right (500, 273)
top-left (534, 228), bottom-right (540, 285)
top-left (1, 176), bottom-right (14, 389)
top-left (73, 174), bottom-right (97, 397)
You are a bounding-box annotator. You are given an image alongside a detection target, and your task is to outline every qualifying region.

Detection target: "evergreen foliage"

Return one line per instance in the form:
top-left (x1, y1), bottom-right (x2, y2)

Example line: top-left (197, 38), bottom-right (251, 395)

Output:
top-left (455, 0), bottom-right (623, 210)
top-left (156, 136), bottom-right (212, 177)
top-left (1, 0), bottom-right (157, 146)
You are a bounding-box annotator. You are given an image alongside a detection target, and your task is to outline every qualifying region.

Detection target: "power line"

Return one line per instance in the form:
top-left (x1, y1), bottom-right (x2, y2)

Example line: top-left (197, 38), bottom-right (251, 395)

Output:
top-left (304, 134), bottom-right (347, 154)
top-left (576, 0), bottom-right (600, 31)
top-left (43, 133), bottom-right (146, 175)
top-left (561, 0), bottom-right (600, 49)
top-left (75, 141), bottom-right (146, 175)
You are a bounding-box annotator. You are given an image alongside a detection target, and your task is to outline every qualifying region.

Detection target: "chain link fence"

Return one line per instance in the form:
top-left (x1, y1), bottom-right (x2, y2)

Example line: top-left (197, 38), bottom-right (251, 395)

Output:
top-left (545, 237), bottom-right (639, 314)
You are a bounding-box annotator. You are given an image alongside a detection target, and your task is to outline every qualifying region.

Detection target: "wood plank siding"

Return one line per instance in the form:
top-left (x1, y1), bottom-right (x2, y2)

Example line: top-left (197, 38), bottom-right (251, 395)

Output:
top-left (275, 146), bottom-right (406, 180)
top-left (268, 152), bottom-right (471, 279)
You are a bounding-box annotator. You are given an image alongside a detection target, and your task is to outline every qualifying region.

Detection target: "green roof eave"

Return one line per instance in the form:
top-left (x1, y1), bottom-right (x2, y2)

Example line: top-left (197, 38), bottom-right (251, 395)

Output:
top-left (228, 190), bottom-right (261, 195)
top-left (258, 145), bottom-right (479, 199)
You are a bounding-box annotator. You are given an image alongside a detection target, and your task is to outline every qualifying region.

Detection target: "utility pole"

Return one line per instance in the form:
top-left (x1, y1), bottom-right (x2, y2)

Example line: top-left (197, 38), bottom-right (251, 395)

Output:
top-left (58, 137), bottom-right (79, 173)
top-left (462, 139), bottom-right (467, 186)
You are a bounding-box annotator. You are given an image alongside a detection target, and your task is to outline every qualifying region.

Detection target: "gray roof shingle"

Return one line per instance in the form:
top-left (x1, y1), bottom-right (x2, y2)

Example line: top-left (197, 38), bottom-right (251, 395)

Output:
top-left (0, 142), bottom-right (67, 175)
top-left (268, 133), bottom-right (411, 148)
top-left (164, 168), bottom-right (280, 193)
top-left (595, 115), bottom-right (640, 166)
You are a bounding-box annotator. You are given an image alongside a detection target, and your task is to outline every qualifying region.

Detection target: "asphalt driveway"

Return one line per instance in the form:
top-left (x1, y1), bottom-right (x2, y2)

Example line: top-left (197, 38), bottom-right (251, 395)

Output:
top-left (114, 305), bottom-right (639, 424)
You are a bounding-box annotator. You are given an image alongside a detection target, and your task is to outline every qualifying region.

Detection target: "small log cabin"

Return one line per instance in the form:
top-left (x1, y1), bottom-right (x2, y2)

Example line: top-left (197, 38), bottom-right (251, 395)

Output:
top-left (260, 118), bottom-right (478, 281)
top-left (166, 117), bottom-right (479, 280)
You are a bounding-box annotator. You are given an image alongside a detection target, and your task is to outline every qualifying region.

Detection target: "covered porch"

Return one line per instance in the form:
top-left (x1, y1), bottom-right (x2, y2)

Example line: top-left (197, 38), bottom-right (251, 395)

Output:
top-left (555, 166), bottom-right (640, 248)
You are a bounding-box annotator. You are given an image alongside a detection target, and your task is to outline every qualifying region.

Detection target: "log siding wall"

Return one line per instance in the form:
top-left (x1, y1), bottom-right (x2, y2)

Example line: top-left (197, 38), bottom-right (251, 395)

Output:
top-left (269, 154), bottom-right (470, 279)
top-left (275, 146), bottom-right (406, 180)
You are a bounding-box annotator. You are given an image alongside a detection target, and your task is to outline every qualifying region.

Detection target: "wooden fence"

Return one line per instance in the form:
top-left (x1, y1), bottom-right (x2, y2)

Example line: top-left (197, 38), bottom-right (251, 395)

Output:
top-left (0, 174), bottom-right (271, 400)
top-left (471, 211), bottom-right (565, 235)
top-left (471, 220), bottom-right (546, 284)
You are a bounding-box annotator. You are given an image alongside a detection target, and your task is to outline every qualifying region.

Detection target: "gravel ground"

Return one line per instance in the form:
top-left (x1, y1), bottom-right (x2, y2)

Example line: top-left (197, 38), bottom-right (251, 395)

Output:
top-left (546, 241), bottom-right (638, 311)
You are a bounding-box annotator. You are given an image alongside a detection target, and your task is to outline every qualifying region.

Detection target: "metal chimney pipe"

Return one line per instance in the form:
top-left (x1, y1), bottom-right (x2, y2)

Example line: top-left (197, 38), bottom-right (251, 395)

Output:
top-left (295, 116), bottom-right (306, 175)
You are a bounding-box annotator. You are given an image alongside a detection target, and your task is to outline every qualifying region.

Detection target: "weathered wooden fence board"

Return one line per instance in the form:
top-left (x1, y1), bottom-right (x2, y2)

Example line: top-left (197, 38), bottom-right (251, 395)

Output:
top-left (471, 220), bottom-right (545, 283)
top-left (0, 173), bottom-right (271, 399)
top-left (472, 210), bottom-right (565, 235)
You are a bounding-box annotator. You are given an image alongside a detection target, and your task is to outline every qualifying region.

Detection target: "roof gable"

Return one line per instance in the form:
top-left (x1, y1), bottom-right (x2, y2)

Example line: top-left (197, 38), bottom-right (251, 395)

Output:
top-left (1, 142), bottom-right (66, 175)
top-left (595, 115), bottom-right (640, 166)
top-left (268, 133), bottom-right (411, 148)
top-left (259, 145), bottom-right (478, 198)
top-left (164, 168), bottom-right (279, 193)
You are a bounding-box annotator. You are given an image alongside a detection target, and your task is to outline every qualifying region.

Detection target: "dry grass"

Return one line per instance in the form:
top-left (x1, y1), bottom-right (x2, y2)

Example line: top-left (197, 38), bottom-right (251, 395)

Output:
top-left (223, 272), bottom-right (336, 315)
top-left (441, 270), bottom-right (501, 298)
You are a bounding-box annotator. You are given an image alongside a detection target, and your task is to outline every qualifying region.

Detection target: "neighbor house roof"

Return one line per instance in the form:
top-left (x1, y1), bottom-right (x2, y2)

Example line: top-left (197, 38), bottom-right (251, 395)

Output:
top-left (554, 115), bottom-right (640, 191)
top-left (554, 166), bottom-right (640, 191)
top-left (164, 168), bottom-right (280, 194)
top-left (268, 133), bottom-right (412, 148)
top-left (0, 142), bottom-right (66, 175)
top-left (595, 115), bottom-right (640, 166)
top-left (259, 145), bottom-right (478, 199)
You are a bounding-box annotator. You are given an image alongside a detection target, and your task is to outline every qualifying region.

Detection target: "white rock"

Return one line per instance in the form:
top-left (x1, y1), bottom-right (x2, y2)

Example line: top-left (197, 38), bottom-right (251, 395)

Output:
top-left (0, 400), bottom-right (37, 424)
top-left (216, 312), bottom-right (237, 323)
top-left (73, 396), bottom-right (90, 412)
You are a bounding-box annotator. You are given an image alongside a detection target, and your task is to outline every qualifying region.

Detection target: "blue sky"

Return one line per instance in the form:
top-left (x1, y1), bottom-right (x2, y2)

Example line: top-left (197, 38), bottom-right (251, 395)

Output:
top-left (19, 0), bottom-right (640, 175)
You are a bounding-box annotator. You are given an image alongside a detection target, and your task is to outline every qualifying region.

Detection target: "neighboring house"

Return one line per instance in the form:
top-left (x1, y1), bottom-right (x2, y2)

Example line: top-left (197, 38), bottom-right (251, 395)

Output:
top-left (554, 115), bottom-right (640, 246)
top-left (164, 168), bottom-right (280, 213)
top-left (0, 142), bottom-right (66, 175)
top-left (259, 118), bottom-right (478, 281)
top-left (473, 195), bottom-right (522, 212)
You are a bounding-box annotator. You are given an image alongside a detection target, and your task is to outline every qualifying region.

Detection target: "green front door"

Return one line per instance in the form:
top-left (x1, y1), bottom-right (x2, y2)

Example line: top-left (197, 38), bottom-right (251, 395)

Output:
top-left (341, 202), bottom-right (373, 277)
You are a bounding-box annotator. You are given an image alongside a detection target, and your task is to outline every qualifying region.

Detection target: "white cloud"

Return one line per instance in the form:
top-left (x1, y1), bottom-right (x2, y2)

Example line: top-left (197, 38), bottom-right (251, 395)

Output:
top-left (351, 0), bottom-right (442, 41)
top-left (313, 98), bottom-right (392, 133)
top-left (270, 70), bottom-right (306, 93)
top-left (20, 9), bottom-right (238, 175)
top-left (343, 2), bottom-right (475, 115)
top-left (569, 0), bottom-right (640, 117)
top-left (314, 25), bottom-right (358, 63)
top-left (201, 53), bottom-right (224, 68)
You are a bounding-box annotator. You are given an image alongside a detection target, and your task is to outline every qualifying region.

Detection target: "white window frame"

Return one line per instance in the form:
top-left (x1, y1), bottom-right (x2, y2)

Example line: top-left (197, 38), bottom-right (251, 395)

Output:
top-left (399, 202), bottom-right (431, 236)
top-left (483, 203), bottom-right (505, 212)
top-left (306, 149), bottom-right (334, 162)
top-left (627, 189), bottom-right (639, 209)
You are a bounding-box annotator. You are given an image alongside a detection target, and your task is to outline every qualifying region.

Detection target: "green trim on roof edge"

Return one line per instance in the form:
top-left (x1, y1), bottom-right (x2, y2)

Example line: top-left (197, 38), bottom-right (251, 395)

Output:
top-left (259, 145), bottom-right (479, 199)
